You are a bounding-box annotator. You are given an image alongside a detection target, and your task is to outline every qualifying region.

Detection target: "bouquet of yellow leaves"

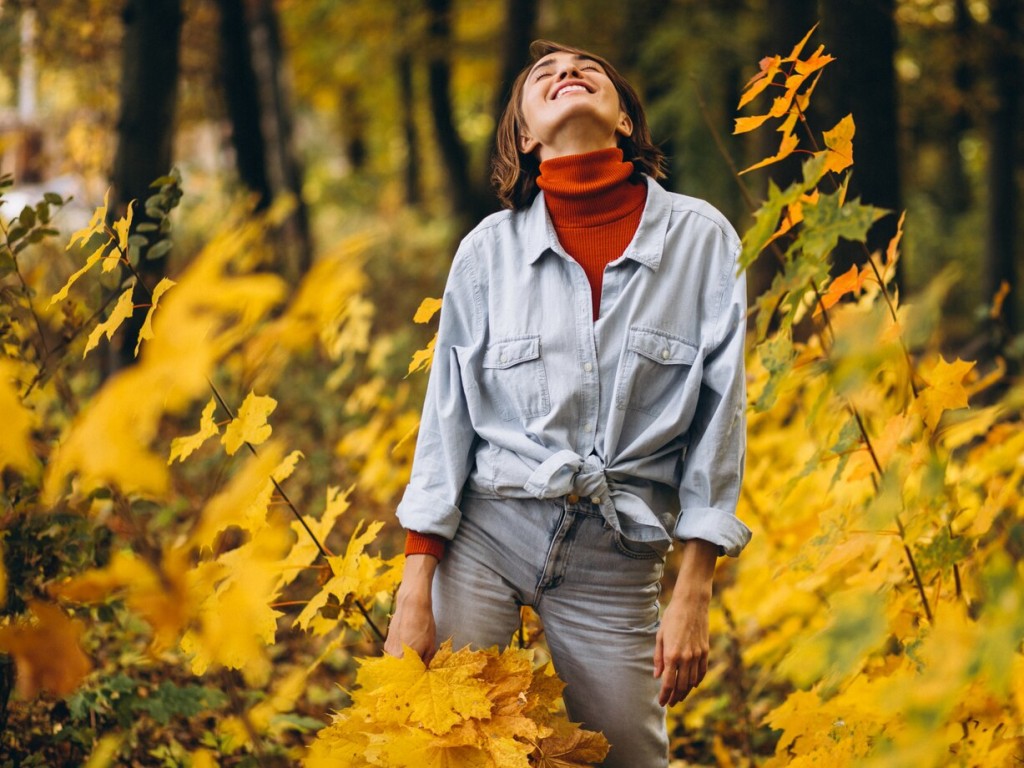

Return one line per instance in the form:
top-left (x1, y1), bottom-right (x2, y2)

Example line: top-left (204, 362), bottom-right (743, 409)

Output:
top-left (305, 640), bottom-right (609, 767)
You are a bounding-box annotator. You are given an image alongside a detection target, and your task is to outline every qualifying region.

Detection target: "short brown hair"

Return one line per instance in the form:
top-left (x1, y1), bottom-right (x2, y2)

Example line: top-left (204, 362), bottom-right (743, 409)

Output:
top-left (491, 40), bottom-right (666, 210)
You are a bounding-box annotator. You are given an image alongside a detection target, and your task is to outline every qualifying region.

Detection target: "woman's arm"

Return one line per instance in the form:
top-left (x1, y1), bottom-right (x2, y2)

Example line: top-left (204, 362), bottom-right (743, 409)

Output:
top-left (653, 537), bottom-right (718, 706)
top-left (384, 554), bottom-right (439, 660)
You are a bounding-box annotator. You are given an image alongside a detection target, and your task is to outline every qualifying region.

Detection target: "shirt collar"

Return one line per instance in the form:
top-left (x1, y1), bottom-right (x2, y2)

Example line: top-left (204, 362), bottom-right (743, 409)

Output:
top-left (522, 175), bottom-right (671, 271)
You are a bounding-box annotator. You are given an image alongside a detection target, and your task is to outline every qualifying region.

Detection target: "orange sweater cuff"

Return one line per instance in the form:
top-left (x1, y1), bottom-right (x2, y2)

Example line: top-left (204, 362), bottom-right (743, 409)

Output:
top-left (405, 530), bottom-right (447, 560)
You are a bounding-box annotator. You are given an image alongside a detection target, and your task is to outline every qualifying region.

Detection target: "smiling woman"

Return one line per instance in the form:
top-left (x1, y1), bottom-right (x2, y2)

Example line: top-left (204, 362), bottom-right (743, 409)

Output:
top-left (385, 39), bottom-right (752, 768)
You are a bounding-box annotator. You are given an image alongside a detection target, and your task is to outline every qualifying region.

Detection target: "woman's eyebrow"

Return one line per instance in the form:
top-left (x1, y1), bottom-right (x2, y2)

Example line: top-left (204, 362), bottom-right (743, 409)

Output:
top-left (528, 54), bottom-right (599, 78)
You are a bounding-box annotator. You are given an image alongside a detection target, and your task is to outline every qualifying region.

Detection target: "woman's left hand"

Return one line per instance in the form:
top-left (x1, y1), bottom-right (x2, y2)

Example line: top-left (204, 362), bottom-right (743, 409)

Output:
top-left (653, 537), bottom-right (718, 707)
top-left (653, 587), bottom-right (710, 706)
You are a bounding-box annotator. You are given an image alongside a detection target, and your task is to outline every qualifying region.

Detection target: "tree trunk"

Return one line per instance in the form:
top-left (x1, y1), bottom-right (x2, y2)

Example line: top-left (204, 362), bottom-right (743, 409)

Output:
top-left (216, 0), bottom-right (272, 210)
top-left (112, 0), bottom-right (182, 368)
top-left (397, 47), bottom-right (422, 206)
top-left (820, 0), bottom-right (902, 281)
top-left (747, 0), bottom-right (819, 301)
top-left (424, 0), bottom-right (478, 224)
top-left (985, 0), bottom-right (1020, 341)
top-left (486, 0), bottom-right (538, 185)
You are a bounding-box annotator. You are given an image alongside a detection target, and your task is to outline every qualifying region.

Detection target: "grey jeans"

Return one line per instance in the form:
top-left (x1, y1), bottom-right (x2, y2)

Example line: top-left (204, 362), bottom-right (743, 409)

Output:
top-left (433, 493), bottom-right (670, 768)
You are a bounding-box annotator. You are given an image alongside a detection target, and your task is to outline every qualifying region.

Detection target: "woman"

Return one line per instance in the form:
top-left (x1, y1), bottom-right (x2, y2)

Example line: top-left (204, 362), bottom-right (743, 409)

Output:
top-left (385, 40), bottom-right (751, 767)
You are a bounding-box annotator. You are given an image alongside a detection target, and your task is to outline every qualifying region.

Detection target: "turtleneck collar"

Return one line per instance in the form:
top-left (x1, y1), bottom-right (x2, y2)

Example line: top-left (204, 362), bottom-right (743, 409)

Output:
top-left (536, 147), bottom-right (647, 228)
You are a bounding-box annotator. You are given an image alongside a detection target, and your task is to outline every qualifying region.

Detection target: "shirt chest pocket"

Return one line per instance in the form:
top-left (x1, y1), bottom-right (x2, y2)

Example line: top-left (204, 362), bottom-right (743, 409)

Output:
top-left (615, 327), bottom-right (698, 415)
top-left (482, 335), bottom-right (551, 421)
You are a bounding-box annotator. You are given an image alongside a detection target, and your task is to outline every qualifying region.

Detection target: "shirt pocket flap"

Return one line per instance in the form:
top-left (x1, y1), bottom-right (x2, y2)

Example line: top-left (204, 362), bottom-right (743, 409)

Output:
top-left (628, 327), bottom-right (698, 365)
top-left (483, 335), bottom-right (541, 369)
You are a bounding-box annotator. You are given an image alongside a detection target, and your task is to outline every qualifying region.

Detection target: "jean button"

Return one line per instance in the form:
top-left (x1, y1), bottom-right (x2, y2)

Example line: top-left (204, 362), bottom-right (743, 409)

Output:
top-left (590, 495), bottom-right (601, 505)
top-left (567, 494), bottom-right (580, 504)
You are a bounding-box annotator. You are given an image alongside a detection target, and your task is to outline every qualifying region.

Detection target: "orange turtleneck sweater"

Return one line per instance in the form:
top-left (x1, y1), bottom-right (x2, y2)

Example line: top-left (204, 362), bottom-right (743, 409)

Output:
top-left (404, 147), bottom-right (648, 559)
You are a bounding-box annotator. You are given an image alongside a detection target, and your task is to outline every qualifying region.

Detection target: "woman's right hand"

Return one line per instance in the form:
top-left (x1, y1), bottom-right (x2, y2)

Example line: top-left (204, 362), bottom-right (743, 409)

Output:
top-left (384, 554), bottom-right (438, 661)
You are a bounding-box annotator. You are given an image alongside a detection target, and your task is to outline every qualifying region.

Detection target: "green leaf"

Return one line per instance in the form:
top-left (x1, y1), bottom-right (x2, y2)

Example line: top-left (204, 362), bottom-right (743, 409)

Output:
top-left (0, 250), bottom-right (15, 277)
top-left (796, 190), bottom-right (887, 263)
top-left (35, 202), bottom-right (50, 224)
top-left (753, 331), bottom-right (798, 411)
top-left (135, 222), bottom-right (159, 233)
top-left (43, 192), bottom-right (64, 205)
top-left (18, 205), bottom-right (36, 228)
top-left (7, 225), bottom-right (27, 244)
top-left (146, 239), bottom-right (173, 261)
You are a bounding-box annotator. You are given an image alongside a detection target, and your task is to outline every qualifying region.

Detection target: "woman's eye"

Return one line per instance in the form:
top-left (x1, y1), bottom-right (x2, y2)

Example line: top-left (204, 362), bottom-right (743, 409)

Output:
top-left (583, 66), bottom-right (600, 72)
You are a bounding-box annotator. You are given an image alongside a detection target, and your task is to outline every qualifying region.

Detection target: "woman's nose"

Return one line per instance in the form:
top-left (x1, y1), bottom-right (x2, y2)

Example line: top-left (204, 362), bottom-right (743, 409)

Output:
top-left (557, 63), bottom-right (581, 79)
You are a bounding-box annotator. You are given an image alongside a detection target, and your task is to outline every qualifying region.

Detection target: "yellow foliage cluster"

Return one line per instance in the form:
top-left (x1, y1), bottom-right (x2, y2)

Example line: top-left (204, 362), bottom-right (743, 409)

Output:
top-left (703, 28), bottom-right (1024, 767)
top-left (306, 640), bottom-right (609, 767)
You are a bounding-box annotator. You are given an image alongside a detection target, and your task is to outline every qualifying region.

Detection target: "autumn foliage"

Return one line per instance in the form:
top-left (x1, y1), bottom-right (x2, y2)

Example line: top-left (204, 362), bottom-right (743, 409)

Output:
top-left (1, 29), bottom-right (1022, 767)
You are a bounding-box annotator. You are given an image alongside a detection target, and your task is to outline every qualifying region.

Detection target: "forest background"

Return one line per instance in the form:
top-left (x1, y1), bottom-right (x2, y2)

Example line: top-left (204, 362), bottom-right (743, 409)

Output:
top-left (0, 0), bottom-right (1022, 766)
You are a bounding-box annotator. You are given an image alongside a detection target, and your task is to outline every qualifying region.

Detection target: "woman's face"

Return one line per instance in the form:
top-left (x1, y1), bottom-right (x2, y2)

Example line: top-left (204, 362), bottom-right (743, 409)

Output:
top-left (518, 50), bottom-right (632, 161)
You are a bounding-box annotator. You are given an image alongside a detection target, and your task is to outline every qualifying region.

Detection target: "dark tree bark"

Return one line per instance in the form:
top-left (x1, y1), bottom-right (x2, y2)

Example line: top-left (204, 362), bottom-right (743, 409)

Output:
top-left (216, 0), bottom-right (272, 210)
top-left (482, 0), bottom-right (537, 206)
top-left (112, 0), bottom-right (182, 368)
top-left (747, 0), bottom-right (819, 301)
top-left (397, 46), bottom-right (422, 206)
top-left (246, 0), bottom-right (312, 282)
top-left (938, 0), bottom-right (974, 215)
top-left (820, 0), bottom-right (902, 281)
top-left (424, 0), bottom-right (480, 224)
top-left (985, 0), bottom-right (1020, 340)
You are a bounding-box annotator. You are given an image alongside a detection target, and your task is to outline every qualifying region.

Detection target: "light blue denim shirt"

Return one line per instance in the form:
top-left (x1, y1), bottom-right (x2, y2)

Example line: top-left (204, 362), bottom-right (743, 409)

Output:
top-left (397, 176), bottom-right (752, 557)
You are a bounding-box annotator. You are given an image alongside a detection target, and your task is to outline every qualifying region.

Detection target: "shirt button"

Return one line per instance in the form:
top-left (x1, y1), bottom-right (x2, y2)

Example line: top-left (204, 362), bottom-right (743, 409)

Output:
top-left (590, 495), bottom-right (602, 504)
top-left (499, 354), bottom-right (508, 363)
top-left (584, 423), bottom-right (594, 433)
top-left (584, 362), bottom-right (593, 372)
top-left (661, 349), bottom-right (670, 360)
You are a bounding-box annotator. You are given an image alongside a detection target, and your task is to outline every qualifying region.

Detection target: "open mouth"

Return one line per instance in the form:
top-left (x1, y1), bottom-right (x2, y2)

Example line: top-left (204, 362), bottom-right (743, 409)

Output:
top-left (553, 83), bottom-right (591, 100)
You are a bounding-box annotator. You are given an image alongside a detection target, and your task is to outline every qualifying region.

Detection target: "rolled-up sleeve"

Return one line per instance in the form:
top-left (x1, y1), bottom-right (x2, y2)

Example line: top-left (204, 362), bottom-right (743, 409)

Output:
top-left (396, 244), bottom-right (482, 540)
top-left (673, 244), bottom-right (752, 557)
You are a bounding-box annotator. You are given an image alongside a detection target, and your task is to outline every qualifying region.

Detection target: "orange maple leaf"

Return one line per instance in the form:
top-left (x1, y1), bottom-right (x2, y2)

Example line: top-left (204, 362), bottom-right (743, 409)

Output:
top-left (0, 601), bottom-right (92, 698)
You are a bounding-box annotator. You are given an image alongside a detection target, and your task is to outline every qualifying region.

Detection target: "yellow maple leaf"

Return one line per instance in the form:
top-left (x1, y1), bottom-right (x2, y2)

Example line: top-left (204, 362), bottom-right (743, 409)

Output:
top-left (42, 367), bottom-right (170, 502)
top-left (821, 114), bottom-right (855, 175)
top-left (0, 601), bottom-right (92, 698)
top-left (168, 397), bottom-right (220, 464)
top-left (83, 285), bottom-right (137, 358)
top-left (51, 548), bottom-right (193, 652)
top-left (181, 520), bottom-right (291, 684)
top-left (354, 640), bottom-right (492, 734)
top-left (407, 332), bottom-right (437, 376)
top-left (112, 200), bottom-right (134, 255)
top-left (0, 359), bottom-right (37, 479)
top-left (531, 717), bottom-right (610, 768)
top-left (914, 356), bottom-right (975, 431)
top-left (814, 263), bottom-right (869, 317)
top-left (278, 485), bottom-right (352, 591)
top-left (66, 188), bottom-right (109, 251)
top-left (189, 443), bottom-right (299, 550)
top-left (294, 519), bottom-right (402, 634)
top-left (739, 133), bottom-right (800, 175)
top-left (221, 391), bottom-right (277, 455)
top-left (135, 276), bottom-right (176, 356)
top-left (414, 296), bottom-right (443, 323)
top-left (49, 241), bottom-right (108, 307)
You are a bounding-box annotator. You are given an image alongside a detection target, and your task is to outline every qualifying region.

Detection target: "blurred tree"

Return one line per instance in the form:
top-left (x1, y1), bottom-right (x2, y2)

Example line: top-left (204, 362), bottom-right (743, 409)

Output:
top-left (215, 0), bottom-right (273, 210)
top-left (424, 0), bottom-right (479, 223)
top-left (984, 0), bottom-right (1020, 343)
top-left (485, 0), bottom-right (538, 193)
top-left (747, 0), bottom-right (818, 300)
top-left (820, 0), bottom-right (902, 282)
top-left (112, 0), bottom-right (183, 368)
top-left (242, 0), bottom-right (312, 283)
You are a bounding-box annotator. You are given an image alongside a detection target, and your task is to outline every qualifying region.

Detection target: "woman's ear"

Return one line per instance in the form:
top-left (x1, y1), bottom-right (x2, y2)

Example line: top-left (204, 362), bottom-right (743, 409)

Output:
top-left (519, 132), bottom-right (539, 154)
top-left (616, 112), bottom-right (633, 138)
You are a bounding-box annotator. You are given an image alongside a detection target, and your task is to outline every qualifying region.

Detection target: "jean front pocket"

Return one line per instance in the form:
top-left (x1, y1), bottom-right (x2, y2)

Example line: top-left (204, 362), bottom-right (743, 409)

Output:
top-left (615, 326), bottom-right (698, 415)
top-left (612, 530), bottom-right (664, 561)
top-left (482, 335), bottom-right (551, 421)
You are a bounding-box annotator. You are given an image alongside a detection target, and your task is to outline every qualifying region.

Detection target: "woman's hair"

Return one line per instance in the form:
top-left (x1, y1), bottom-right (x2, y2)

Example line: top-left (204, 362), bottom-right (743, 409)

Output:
top-left (492, 39), bottom-right (666, 210)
